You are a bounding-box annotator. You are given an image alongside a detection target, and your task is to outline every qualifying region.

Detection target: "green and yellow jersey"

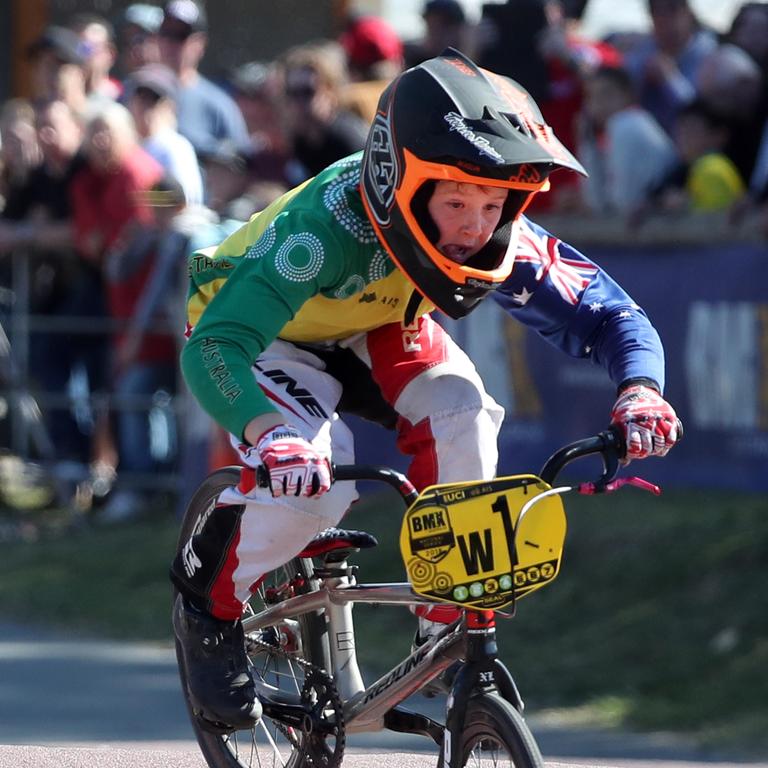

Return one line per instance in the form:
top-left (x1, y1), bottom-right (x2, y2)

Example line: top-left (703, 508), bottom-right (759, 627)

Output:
top-left (182, 153), bottom-right (431, 439)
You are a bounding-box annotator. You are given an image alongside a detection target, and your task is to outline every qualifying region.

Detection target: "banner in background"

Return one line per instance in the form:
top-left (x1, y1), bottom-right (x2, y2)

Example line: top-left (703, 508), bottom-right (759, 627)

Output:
top-left (353, 243), bottom-right (768, 492)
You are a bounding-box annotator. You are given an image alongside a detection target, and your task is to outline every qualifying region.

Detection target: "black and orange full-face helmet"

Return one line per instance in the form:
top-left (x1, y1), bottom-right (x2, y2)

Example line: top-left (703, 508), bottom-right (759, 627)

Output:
top-left (360, 48), bottom-right (587, 319)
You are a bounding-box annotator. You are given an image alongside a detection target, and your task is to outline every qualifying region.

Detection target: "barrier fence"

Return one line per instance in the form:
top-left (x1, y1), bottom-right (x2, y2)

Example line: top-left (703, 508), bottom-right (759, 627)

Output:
top-left (0, 250), bottom-right (183, 506)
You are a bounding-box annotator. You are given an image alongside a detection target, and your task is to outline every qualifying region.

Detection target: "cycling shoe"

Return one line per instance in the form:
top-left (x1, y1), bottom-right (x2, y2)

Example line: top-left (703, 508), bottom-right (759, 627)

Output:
top-left (173, 594), bottom-right (262, 732)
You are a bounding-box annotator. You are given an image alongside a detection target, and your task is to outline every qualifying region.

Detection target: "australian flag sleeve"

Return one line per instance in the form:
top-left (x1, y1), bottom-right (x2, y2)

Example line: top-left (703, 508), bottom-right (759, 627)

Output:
top-left (492, 217), bottom-right (666, 392)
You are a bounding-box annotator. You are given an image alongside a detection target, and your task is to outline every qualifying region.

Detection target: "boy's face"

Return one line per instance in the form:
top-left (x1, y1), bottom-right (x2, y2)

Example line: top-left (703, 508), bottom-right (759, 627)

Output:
top-left (427, 181), bottom-right (508, 264)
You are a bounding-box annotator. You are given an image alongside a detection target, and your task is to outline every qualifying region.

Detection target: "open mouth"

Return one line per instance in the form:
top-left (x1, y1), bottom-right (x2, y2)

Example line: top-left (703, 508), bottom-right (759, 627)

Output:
top-left (440, 244), bottom-right (474, 264)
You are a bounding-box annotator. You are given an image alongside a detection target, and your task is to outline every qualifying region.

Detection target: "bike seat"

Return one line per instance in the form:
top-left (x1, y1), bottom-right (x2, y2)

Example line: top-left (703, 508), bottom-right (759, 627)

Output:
top-left (299, 527), bottom-right (378, 558)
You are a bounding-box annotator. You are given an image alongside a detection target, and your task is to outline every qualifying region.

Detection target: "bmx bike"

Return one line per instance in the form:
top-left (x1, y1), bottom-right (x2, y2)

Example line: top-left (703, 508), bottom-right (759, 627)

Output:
top-left (174, 428), bottom-right (661, 768)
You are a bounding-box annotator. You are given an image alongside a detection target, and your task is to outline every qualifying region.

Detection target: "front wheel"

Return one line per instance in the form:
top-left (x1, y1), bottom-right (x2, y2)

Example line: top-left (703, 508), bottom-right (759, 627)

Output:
top-left (453, 693), bottom-right (544, 768)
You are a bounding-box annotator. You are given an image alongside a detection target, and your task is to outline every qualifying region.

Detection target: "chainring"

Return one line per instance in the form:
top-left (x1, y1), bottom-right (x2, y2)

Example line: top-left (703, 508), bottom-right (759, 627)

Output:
top-left (246, 632), bottom-right (345, 768)
top-left (298, 667), bottom-right (346, 768)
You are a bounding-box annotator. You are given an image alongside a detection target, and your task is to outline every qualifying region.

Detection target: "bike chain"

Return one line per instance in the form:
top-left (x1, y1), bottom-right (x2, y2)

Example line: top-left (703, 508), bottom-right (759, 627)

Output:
top-left (245, 632), bottom-right (346, 768)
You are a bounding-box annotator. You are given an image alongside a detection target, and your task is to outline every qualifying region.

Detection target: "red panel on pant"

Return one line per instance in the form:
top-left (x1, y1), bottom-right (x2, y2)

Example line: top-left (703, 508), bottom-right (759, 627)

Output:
top-left (396, 416), bottom-right (438, 491)
top-left (209, 529), bottom-right (243, 620)
top-left (368, 316), bottom-right (449, 491)
top-left (367, 315), bottom-right (449, 404)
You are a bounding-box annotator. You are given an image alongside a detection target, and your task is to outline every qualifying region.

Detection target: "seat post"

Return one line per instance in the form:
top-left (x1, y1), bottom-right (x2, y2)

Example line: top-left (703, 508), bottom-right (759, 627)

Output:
top-left (323, 563), bottom-right (366, 700)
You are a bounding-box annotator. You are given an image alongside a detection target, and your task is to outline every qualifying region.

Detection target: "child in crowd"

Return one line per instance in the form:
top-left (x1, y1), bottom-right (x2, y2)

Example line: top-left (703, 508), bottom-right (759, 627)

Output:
top-left (659, 100), bottom-right (745, 212)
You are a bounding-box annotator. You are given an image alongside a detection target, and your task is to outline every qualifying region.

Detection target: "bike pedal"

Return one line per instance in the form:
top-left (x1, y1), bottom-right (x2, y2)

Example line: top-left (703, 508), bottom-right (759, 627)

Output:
top-left (194, 713), bottom-right (236, 735)
top-left (193, 700), bottom-right (263, 735)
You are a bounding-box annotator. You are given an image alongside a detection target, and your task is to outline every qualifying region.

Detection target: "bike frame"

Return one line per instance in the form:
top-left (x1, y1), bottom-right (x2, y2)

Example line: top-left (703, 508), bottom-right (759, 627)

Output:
top-left (244, 562), bottom-right (536, 768)
top-left (243, 574), bottom-right (463, 740)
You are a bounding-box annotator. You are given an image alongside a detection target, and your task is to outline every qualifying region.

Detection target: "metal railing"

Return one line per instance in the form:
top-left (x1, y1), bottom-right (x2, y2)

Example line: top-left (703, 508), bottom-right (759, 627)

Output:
top-left (0, 249), bottom-right (184, 504)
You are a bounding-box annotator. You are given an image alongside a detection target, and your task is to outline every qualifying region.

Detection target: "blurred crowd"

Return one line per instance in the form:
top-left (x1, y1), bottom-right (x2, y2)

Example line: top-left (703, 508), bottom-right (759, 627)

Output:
top-left (0, 0), bottom-right (766, 521)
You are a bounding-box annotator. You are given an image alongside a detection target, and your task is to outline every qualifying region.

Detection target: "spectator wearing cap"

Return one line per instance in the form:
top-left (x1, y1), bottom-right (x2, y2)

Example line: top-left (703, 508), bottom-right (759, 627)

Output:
top-left (119, 4), bottom-right (163, 76)
top-left (27, 25), bottom-right (89, 116)
top-left (279, 40), bottom-right (369, 180)
top-left (339, 14), bottom-right (404, 124)
top-left (68, 13), bottom-right (122, 103)
top-left (157, 0), bottom-right (249, 158)
top-left (340, 14), bottom-right (403, 83)
top-left (403, 0), bottom-right (470, 69)
top-left (126, 64), bottom-right (204, 206)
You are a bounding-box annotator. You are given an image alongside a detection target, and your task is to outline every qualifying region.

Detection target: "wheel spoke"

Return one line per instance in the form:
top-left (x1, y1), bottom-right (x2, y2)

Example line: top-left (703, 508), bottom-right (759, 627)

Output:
top-left (257, 719), bottom-right (290, 767)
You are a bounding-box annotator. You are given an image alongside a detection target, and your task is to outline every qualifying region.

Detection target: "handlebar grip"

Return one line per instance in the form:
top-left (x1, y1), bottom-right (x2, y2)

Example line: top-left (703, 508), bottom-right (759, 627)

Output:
top-left (255, 463), bottom-right (345, 487)
top-left (539, 427), bottom-right (624, 487)
top-left (605, 424), bottom-right (626, 456)
top-left (253, 462), bottom-right (417, 504)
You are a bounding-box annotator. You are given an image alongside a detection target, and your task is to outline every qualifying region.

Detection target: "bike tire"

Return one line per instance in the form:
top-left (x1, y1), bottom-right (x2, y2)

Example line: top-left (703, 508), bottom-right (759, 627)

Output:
top-left (453, 692), bottom-right (544, 768)
top-left (173, 466), bottom-right (332, 768)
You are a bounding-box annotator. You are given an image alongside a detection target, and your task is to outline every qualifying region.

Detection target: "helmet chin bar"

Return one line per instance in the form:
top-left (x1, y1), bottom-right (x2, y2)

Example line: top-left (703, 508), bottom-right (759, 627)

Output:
top-left (434, 282), bottom-right (489, 320)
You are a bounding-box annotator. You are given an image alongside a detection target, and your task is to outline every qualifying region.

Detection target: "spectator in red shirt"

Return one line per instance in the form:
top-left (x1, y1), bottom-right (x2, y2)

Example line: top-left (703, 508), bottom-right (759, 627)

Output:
top-left (71, 101), bottom-right (172, 521)
top-left (538, 1), bottom-right (623, 153)
top-left (529, 0), bottom-right (623, 212)
top-left (72, 102), bottom-right (160, 263)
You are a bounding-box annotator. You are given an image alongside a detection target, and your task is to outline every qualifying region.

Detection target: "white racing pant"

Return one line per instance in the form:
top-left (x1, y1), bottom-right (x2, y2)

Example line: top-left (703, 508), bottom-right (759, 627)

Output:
top-left (176, 316), bottom-right (504, 619)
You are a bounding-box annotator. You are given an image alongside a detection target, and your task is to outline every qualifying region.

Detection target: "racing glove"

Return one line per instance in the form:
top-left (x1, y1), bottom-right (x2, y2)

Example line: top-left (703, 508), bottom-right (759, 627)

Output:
top-left (238, 425), bottom-right (332, 498)
top-left (610, 382), bottom-right (680, 462)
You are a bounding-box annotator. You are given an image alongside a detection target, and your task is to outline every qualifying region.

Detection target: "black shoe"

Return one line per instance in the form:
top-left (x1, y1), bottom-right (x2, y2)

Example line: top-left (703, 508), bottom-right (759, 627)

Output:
top-left (173, 594), bottom-right (262, 732)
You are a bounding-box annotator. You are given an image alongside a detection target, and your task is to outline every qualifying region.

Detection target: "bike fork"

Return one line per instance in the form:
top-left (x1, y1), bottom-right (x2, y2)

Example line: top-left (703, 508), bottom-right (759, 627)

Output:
top-left (442, 611), bottom-right (524, 768)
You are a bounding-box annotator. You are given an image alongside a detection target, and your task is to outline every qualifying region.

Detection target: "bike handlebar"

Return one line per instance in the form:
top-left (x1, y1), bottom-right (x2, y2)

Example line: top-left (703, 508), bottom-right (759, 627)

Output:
top-left (256, 427), bottom-right (628, 504)
top-left (538, 427), bottom-right (624, 488)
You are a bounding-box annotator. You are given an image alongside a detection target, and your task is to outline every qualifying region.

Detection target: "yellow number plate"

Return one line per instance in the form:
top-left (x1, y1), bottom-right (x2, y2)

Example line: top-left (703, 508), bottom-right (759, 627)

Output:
top-left (399, 475), bottom-right (566, 610)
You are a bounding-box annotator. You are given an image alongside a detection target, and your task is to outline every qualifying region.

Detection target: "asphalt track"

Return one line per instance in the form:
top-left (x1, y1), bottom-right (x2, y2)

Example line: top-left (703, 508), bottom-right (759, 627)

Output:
top-left (1, 745), bottom-right (767, 768)
top-left (1, 622), bottom-right (766, 768)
